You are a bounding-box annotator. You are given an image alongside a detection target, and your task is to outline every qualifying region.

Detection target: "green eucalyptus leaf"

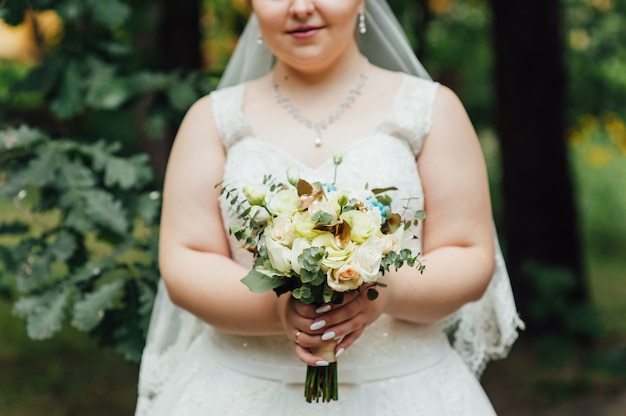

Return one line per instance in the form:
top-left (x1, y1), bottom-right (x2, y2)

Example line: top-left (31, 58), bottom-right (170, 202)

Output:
top-left (311, 211), bottom-right (334, 225)
top-left (415, 210), bottom-right (427, 220)
top-left (241, 269), bottom-right (288, 293)
top-left (367, 287), bottom-right (379, 300)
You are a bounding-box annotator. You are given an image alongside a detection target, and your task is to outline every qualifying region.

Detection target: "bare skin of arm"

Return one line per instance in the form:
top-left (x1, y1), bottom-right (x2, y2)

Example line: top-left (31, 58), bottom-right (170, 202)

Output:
top-left (158, 95), bottom-right (289, 336)
top-left (286, 85), bottom-right (496, 365)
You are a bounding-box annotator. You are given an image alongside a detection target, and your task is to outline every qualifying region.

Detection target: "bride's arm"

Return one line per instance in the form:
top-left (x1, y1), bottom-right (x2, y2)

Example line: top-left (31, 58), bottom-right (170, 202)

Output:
top-left (382, 84), bottom-right (495, 322)
top-left (158, 96), bottom-right (287, 336)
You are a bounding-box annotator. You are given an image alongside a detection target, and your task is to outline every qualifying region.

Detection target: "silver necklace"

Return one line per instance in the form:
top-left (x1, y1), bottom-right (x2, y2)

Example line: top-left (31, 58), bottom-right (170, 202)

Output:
top-left (271, 59), bottom-right (369, 147)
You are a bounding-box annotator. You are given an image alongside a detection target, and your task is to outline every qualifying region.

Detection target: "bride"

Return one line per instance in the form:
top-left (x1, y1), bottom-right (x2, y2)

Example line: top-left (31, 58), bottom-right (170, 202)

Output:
top-left (135, 1), bottom-right (524, 414)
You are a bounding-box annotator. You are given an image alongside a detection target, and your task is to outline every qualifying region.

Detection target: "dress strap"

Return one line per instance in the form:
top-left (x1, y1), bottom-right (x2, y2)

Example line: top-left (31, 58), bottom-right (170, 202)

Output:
top-left (378, 75), bottom-right (440, 156)
top-left (210, 84), bottom-right (253, 150)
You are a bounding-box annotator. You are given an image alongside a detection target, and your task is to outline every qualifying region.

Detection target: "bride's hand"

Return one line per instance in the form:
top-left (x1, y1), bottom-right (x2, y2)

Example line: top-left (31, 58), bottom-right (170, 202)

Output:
top-left (281, 287), bottom-right (389, 366)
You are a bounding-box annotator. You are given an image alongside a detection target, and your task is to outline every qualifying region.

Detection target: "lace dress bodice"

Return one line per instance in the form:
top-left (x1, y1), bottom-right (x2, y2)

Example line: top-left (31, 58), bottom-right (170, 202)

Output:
top-left (212, 74), bottom-right (442, 378)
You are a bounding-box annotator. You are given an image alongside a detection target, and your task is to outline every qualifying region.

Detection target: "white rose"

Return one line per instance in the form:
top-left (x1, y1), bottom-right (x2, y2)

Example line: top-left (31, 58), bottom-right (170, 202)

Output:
top-left (311, 233), bottom-right (354, 270)
top-left (290, 238), bottom-right (311, 274)
top-left (340, 209), bottom-right (382, 243)
top-left (269, 214), bottom-right (296, 247)
top-left (267, 189), bottom-right (299, 216)
top-left (248, 205), bottom-right (270, 225)
top-left (351, 237), bottom-right (384, 282)
top-left (327, 264), bottom-right (364, 292)
top-left (265, 235), bottom-right (293, 274)
top-left (380, 233), bottom-right (400, 255)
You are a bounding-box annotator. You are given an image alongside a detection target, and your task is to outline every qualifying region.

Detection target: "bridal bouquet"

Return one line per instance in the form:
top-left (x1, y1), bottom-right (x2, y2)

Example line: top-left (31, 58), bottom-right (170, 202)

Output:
top-left (219, 155), bottom-right (426, 403)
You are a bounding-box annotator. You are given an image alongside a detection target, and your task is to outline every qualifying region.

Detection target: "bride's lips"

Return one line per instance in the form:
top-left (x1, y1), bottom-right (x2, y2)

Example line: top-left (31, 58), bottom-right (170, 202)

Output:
top-left (286, 25), bottom-right (324, 39)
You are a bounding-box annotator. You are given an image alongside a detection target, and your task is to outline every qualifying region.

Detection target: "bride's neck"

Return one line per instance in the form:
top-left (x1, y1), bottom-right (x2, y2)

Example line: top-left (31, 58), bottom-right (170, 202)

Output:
top-left (273, 48), bottom-right (366, 93)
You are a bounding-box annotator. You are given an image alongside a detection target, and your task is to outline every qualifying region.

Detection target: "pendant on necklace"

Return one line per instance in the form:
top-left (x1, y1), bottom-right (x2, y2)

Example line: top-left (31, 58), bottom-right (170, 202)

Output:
top-left (314, 136), bottom-right (322, 147)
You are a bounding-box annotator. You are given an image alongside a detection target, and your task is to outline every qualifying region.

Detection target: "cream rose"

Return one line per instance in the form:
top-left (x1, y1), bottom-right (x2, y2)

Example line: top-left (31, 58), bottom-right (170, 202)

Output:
top-left (380, 235), bottom-right (400, 255)
top-left (248, 205), bottom-right (270, 225)
top-left (269, 214), bottom-right (296, 247)
top-left (311, 233), bottom-right (355, 270)
top-left (340, 209), bottom-right (382, 243)
top-left (267, 189), bottom-right (299, 216)
top-left (290, 237), bottom-right (311, 274)
top-left (265, 235), bottom-right (293, 274)
top-left (327, 264), bottom-right (364, 292)
top-left (307, 198), bottom-right (340, 220)
top-left (350, 237), bottom-right (384, 282)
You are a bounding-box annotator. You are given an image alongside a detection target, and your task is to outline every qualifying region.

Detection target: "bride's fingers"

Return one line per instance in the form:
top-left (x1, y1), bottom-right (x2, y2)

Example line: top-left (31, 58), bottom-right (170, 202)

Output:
top-left (292, 300), bottom-right (318, 319)
top-left (294, 344), bottom-right (335, 367)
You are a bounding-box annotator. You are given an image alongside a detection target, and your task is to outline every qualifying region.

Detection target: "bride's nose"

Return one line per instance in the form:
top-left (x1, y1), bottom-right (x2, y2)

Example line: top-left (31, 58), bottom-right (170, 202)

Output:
top-left (289, 0), bottom-right (315, 17)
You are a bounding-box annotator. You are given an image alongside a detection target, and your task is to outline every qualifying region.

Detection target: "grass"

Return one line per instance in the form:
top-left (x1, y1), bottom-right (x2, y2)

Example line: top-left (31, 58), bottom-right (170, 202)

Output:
top-left (588, 256), bottom-right (626, 335)
top-left (0, 299), bottom-right (138, 416)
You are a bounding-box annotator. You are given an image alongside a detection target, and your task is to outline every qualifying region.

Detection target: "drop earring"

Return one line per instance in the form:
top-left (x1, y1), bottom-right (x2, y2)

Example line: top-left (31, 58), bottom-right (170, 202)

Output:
top-left (257, 34), bottom-right (264, 45)
top-left (359, 8), bottom-right (366, 34)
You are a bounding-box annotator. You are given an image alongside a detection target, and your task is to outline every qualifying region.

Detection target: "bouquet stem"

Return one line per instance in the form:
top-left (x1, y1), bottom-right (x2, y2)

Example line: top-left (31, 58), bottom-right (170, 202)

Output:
top-left (305, 342), bottom-right (338, 403)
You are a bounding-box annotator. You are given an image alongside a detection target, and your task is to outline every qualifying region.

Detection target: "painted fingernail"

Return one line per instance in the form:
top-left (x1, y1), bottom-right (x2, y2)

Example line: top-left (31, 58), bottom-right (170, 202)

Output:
top-left (321, 331), bottom-right (336, 341)
top-left (315, 360), bottom-right (330, 367)
top-left (335, 348), bottom-right (345, 358)
top-left (315, 304), bottom-right (332, 314)
top-left (309, 320), bottom-right (326, 331)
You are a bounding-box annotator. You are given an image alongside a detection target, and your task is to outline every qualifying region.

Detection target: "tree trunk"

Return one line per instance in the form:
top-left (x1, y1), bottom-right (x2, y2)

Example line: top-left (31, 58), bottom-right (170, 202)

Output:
top-left (137, 0), bottom-right (202, 177)
top-left (489, 1), bottom-right (593, 338)
top-left (158, 0), bottom-right (202, 71)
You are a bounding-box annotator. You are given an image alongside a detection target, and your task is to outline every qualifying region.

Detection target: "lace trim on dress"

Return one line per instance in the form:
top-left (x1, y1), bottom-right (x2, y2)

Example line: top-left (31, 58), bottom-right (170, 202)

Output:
top-left (377, 75), bottom-right (438, 155)
top-left (211, 83), bottom-right (250, 149)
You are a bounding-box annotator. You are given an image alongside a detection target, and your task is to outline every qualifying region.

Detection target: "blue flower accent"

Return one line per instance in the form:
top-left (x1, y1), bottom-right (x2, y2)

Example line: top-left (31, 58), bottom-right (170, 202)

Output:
top-left (322, 183), bottom-right (337, 192)
top-left (366, 198), bottom-right (389, 218)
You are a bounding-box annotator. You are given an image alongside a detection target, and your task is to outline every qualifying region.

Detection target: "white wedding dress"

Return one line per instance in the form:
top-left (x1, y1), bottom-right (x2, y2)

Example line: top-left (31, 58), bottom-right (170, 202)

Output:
top-left (135, 74), bottom-right (524, 416)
